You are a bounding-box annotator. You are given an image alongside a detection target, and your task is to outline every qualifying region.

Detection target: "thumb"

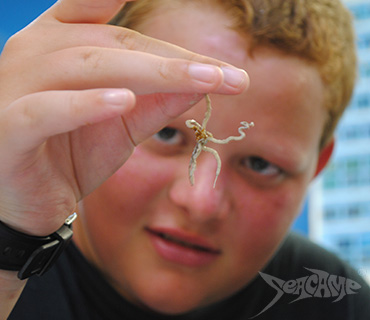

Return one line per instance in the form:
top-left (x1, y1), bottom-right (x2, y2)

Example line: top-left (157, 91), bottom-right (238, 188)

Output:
top-left (49, 0), bottom-right (136, 24)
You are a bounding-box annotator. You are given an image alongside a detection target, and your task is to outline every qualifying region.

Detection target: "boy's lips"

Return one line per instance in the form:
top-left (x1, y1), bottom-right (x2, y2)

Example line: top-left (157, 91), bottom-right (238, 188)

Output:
top-left (145, 227), bottom-right (221, 267)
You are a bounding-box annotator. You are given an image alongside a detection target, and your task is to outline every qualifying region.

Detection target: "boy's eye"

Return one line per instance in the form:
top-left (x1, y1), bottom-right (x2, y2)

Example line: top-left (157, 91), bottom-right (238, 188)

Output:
top-left (243, 156), bottom-right (281, 176)
top-left (154, 127), bottom-right (183, 145)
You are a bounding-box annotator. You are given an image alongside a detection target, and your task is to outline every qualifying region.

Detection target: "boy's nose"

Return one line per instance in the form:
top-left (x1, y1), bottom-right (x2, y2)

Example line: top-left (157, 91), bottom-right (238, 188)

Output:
top-left (169, 154), bottom-right (231, 223)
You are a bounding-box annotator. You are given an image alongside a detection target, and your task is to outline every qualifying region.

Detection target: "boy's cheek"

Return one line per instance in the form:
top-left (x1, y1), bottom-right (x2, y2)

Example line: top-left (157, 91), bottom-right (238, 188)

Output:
top-left (113, 148), bottom-right (173, 190)
top-left (234, 180), bottom-right (306, 237)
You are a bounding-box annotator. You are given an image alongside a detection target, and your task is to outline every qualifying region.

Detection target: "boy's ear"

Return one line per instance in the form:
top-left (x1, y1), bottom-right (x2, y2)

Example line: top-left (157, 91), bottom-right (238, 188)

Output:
top-left (314, 138), bottom-right (335, 178)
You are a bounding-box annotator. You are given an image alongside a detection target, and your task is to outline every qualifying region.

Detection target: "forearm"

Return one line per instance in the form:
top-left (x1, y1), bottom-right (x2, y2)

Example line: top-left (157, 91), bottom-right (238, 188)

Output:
top-left (0, 271), bottom-right (26, 319)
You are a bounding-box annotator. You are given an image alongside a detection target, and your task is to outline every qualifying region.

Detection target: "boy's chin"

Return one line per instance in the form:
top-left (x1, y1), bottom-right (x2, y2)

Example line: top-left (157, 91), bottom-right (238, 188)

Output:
top-left (135, 290), bottom-right (214, 316)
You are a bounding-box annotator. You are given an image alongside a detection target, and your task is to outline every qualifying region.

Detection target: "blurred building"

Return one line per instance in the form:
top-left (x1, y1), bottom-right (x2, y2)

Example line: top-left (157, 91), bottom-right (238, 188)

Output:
top-left (309, 0), bottom-right (370, 283)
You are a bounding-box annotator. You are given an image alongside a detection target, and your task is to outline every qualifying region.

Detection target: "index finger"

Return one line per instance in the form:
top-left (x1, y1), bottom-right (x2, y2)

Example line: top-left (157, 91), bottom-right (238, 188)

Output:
top-left (48, 0), bottom-right (136, 24)
top-left (41, 0), bottom-right (240, 69)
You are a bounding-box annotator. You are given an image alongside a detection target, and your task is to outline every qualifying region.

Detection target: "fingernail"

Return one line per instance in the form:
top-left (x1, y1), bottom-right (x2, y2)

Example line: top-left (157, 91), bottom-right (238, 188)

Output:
top-left (102, 89), bottom-right (131, 106)
top-left (188, 64), bottom-right (222, 84)
top-left (221, 66), bottom-right (249, 89)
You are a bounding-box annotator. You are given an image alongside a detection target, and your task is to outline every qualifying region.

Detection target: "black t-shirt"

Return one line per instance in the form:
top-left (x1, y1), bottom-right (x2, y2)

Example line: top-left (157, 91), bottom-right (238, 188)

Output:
top-left (9, 232), bottom-right (370, 319)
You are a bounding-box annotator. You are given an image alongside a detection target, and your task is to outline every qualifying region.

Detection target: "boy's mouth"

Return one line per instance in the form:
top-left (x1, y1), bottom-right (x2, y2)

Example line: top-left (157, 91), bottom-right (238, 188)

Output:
top-left (154, 231), bottom-right (219, 253)
top-left (145, 227), bottom-right (221, 259)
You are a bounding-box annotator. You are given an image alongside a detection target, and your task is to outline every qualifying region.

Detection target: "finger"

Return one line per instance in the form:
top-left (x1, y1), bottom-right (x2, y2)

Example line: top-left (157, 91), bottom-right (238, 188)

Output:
top-left (47, 0), bottom-right (135, 24)
top-left (125, 93), bottom-right (204, 145)
top-left (27, 47), bottom-right (248, 95)
top-left (24, 22), bottom-right (241, 70)
top-left (1, 88), bottom-right (136, 153)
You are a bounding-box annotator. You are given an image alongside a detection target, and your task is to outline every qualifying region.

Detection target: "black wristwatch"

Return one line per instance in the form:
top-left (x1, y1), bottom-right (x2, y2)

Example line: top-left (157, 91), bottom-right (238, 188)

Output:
top-left (0, 213), bottom-right (77, 280)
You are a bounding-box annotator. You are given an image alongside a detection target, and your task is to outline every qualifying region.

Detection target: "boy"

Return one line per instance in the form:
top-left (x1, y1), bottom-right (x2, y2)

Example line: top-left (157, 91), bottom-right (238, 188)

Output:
top-left (1, 0), bottom-right (369, 319)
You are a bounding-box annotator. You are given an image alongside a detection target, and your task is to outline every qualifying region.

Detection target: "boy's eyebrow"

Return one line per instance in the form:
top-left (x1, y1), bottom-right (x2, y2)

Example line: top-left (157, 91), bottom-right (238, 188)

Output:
top-left (263, 139), bottom-right (310, 174)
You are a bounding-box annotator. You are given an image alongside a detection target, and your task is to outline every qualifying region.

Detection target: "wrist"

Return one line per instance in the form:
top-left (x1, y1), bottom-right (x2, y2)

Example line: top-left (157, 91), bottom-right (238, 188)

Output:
top-left (0, 270), bottom-right (25, 290)
top-left (0, 215), bottom-right (64, 237)
top-left (0, 270), bottom-right (26, 320)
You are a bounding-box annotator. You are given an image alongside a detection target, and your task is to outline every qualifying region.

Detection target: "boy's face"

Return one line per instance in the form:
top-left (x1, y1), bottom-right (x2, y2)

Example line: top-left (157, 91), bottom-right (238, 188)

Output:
top-left (74, 3), bottom-right (328, 315)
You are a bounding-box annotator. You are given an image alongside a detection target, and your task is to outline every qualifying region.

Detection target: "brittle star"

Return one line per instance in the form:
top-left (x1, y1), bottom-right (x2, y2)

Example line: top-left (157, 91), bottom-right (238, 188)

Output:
top-left (185, 94), bottom-right (254, 188)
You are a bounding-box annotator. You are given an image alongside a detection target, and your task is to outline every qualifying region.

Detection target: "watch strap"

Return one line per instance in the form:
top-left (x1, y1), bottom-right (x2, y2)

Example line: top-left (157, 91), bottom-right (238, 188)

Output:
top-left (0, 213), bottom-right (77, 279)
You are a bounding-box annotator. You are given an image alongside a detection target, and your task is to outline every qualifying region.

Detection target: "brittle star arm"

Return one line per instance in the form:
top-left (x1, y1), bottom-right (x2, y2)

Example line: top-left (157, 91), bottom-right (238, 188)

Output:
top-left (188, 142), bottom-right (222, 188)
top-left (188, 140), bottom-right (204, 186)
top-left (208, 121), bottom-right (254, 144)
top-left (202, 94), bottom-right (212, 129)
top-left (202, 145), bottom-right (222, 188)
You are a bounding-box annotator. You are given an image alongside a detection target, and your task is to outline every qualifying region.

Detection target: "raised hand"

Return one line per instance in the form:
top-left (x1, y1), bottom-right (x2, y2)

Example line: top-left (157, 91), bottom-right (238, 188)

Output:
top-left (0, 0), bottom-right (248, 236)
